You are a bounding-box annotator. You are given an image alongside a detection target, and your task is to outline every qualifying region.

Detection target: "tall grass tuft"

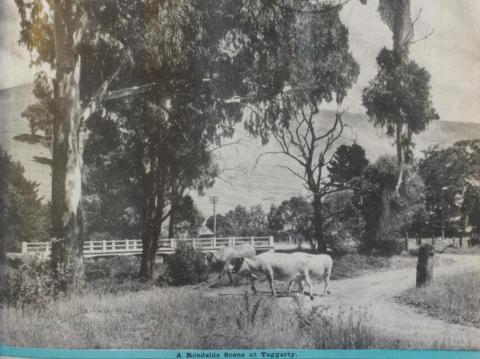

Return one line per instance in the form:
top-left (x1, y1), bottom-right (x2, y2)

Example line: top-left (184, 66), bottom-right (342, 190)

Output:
top-left (0, 286), bottom-right (403, 349)
top-left (399, 271), bottom-right (480, 327)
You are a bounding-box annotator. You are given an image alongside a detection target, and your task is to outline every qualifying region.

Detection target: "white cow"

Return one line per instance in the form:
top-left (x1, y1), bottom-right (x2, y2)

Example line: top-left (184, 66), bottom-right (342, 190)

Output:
top-left (205, 244), bottom-right (256, 286)
top-left (231, 251), bottom-right (332, 300)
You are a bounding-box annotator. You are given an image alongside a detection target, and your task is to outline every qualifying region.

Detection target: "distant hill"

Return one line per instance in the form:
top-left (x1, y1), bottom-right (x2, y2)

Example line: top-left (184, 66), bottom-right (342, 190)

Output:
top-left (194, 112), bottom-right (480, 215)
top-left (2, 84), bottom-right (480, 216)
top-left (0, 84), bottom-right (51, 201)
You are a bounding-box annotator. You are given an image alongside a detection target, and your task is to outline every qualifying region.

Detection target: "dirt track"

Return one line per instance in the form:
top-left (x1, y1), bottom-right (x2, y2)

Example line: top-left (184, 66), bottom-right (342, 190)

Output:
top-left (211, 254), bottom-right (480, 349)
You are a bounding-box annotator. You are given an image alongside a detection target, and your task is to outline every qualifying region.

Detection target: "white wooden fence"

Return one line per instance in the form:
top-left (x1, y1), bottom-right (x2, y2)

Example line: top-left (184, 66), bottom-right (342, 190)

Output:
top-left (19, 236), bottom-right (274, 258)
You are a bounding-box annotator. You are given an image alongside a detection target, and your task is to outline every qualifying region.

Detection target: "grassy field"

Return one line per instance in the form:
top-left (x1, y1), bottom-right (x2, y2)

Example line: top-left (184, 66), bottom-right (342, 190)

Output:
top-left (0, 285), bottom-right (405, 349)
top-left (398, 271), bottom-right (480, 328)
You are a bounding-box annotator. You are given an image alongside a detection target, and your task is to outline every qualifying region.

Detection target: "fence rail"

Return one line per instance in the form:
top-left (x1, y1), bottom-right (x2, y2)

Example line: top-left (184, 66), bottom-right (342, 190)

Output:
top-left (19, 236), bottom-right (274, 258)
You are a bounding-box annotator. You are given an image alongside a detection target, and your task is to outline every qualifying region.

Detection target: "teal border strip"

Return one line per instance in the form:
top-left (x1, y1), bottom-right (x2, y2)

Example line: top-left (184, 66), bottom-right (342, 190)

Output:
top-left (1, 347), bottom-right (479, 359)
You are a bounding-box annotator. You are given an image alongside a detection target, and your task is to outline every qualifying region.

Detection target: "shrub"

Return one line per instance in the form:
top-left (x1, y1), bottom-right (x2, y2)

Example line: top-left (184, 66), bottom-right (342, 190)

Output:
top-left (158, 243), bottom-right (208, 286)
top-left (83, 256), bottom-right (152, 295)
top-left (0, 256), bottom-right (66, 308)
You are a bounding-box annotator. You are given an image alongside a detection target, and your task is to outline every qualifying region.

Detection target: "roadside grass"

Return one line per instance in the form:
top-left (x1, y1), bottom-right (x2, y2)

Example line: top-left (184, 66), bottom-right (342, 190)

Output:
top-left (330, 253), bottom-right (422, 280)
top-left (398, 271), bottom-right (480, 328)
top-left (441, 246), bottom-right (480, 256)
top-left (0, 287), bottom-right (403, 349)
top-left (330, 254), bottom-right (391, 280)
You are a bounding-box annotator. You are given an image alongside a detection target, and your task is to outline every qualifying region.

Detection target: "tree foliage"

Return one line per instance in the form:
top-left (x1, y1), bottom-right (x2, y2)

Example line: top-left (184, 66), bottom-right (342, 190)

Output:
top-left (206, 205), bottom-right (269, 237)
top-left (356, 156), bottom-right (425, 255)
top-left (363, 50), bottom-right (439, 167)
top-left (21, 72), bottom-right (55, 139)
top-left (168, 196), bottom-right (205, 238)
top-left (419, 140), bottom-right (480, 240)
top-left (328, 143), bottom-right (369, 187)
top-left (243, 4), bottom-right (360, 252)
top-left (0, 147), bottom-right (50, 258)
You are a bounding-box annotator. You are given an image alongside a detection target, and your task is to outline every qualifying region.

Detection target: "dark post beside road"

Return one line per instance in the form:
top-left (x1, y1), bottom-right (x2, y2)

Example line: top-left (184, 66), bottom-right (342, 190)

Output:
top-left (416, 244), bottom-right (434, 288)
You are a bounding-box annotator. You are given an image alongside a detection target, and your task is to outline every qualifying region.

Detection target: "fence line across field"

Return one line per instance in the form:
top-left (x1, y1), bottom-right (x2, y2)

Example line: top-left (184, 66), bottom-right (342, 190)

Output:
top-left (19, 236), bottom-right (274, 258)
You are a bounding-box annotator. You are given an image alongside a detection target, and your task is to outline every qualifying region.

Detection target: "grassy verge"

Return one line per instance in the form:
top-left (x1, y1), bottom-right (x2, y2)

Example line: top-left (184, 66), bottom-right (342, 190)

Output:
top-left (398, 271), bottom-right (480, 327)
top-left (330, 254), bottom-right (391, 280)
top-left (0, 286), bottom-right (404, 349)
top-left (329, 253), bottom-right (421, 280)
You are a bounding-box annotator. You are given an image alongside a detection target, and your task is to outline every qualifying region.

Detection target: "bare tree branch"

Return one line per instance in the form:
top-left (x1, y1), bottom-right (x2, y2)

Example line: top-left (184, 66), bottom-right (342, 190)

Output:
top-left (279, 165), bottom-right (306, 183)
top-left (410, 29), bottom-right (434, 45)
top-left (210, 136), bottom-right (249, 153)
top-left (252, 151), bottom-right (288, 172)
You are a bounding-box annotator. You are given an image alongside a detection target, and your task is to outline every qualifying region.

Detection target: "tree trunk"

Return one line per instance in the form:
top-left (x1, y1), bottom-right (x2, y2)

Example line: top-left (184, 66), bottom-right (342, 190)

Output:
top-left (168, 199), bottom-right (177, 239)
top-left (50, 3), bottom-right (85, 289)
top-left (312, 194), bottom-right (326, 253)
top-left (139, 159), bottom-right (166, 279)
top-left (391, 0), bottom-right (413, 62)
top-left (395, 123), bottom-right (404, 194)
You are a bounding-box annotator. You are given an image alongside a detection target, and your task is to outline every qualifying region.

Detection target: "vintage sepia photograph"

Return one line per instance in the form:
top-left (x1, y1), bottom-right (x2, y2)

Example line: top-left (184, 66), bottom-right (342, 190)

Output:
top-left (0, 0), bottom-right (479, 355)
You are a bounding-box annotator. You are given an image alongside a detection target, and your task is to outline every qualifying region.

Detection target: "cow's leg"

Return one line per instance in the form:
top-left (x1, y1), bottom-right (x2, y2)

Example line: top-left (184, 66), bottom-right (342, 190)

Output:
top-left (287, 280), bottom-right (293, 292)
top-left (266, 269), bottom-right (276, 297)
top-left (249, 274), bottom-right (258, 295)
top-left (323, 269), bottom-right (331, 295)
top-left (227, 269), bottom-right (234, 286)
top-left (287, 279), bottom-right (296, 293)
top-left (288, 274), bottom-right (303, 293)
top-left (208, 270), bottom-right (223, 287)
top-left (304, 272), bottom-right (314, 300)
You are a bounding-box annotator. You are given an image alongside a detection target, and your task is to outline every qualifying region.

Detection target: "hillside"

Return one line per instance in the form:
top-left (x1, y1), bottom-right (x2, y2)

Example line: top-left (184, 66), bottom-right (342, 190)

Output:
top-left (1, 84), bottom-right (480, 215)
top-left (194, 113), bottom-right (480, 214)
top-left (0, 84), bottom-right (51, 201)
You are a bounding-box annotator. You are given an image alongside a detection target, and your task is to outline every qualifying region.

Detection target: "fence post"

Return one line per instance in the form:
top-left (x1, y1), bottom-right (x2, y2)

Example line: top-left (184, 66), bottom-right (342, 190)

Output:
top-left (416, 244), bottom-right (434, 288)
top-left (269, 236), bottom-right (274, 248)
top-left (192, 237), bottom-right (196, 248)
top-left (126, 239), bottom-right (130, 251)
top-left (102, 240), bottom-right (106, 253)
top-left (170, 238), bottom-right (175, 249)
top-left (21, 242), bottom-right (28, 254)
top-left (212, 237), bottom-right (216, 248)
top-left (251, 237), bottom-right (255, 246)
top-left (231, 237), bottom-right (236, 246)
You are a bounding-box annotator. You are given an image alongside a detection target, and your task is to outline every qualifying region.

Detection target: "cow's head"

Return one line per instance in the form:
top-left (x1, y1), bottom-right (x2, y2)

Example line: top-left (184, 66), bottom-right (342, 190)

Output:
top-left (231, 256), bottom-right (246, 274)
top-left (205, 252), bottom-right (224, 273)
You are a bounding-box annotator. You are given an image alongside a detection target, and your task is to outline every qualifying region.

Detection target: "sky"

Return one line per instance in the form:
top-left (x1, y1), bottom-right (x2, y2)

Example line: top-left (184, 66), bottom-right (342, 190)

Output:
top-left (1, 0), bottom-right (479, 123)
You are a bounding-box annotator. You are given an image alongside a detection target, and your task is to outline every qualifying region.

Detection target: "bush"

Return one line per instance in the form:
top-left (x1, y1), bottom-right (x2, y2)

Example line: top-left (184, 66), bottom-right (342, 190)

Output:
top-left (83, 256), bottom-right (153, 295)
top-left (158, 243), bottom-right (208, 286)
top-left (84, 256), bottom-right (139, 282)
top-left (0, 257), bottom-right (66, 308)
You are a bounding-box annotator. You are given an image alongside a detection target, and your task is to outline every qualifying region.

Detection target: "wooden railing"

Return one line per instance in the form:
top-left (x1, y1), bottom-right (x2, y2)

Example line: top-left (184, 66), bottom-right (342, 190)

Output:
top-left (19, 236), bottom-right (274, 258)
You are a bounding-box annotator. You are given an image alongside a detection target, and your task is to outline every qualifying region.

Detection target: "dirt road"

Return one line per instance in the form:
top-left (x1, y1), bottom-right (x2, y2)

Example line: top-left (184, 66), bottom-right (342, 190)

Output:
top-left (212, 254), bottom-right (480, 349)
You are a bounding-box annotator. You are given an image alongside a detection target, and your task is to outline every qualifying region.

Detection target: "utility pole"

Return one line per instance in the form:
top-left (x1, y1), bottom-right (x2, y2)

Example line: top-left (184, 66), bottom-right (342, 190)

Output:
top-left (209, 196), bottom-right (219, 238)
